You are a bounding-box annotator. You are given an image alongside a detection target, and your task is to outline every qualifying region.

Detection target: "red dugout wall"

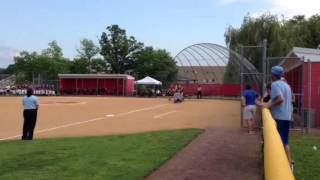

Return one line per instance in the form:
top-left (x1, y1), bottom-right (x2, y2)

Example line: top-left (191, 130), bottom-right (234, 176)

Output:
top-left (170, 84), bottom-right (259, 97)
top-left (303, 63), bottom-right (320, 127)
top-left (59, 74), bottom-right (135, 96)
top-left (285, 63), bottom-right (320, 127)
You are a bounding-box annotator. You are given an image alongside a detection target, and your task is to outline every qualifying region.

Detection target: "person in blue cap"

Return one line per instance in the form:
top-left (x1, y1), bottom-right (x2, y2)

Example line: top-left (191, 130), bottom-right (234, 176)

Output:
top-left (260, 65), bottom-right (294, 168)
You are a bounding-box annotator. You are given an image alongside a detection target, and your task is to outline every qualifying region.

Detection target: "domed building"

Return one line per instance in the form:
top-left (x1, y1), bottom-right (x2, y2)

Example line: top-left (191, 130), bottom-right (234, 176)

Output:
top-left (174, 43), bottom-right (260, 85)
top-left (173, 43), bottom-right (261, 96)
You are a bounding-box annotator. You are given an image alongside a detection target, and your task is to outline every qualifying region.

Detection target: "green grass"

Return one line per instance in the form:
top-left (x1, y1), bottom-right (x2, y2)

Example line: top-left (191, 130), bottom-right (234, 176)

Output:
top-left (291, 135), bottom-right (320, 180)
top-left (0, 129), bottom-right (202, 180)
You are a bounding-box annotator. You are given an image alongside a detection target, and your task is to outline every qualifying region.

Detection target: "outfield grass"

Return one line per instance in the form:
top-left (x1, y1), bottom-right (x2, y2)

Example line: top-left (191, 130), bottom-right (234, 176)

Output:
top-left (291, 135), bottom-right (320, 180)
top-left (0, 129), bottom-right (202, 180)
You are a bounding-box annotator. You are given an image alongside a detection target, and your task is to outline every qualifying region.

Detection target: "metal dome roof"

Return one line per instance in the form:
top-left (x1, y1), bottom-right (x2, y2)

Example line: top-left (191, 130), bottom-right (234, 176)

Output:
top-left (174, 43), bottom-right (261, 84)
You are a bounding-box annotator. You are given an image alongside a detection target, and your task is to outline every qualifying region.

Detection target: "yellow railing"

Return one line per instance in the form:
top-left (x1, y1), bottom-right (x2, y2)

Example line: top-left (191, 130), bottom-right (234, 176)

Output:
top-left (262, 108), bottom-right (295, 180)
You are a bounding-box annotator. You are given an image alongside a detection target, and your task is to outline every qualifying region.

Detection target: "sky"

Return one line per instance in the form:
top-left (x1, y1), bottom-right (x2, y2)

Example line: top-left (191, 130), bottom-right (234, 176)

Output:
top-left (0, 0), bottom-right (319, 68)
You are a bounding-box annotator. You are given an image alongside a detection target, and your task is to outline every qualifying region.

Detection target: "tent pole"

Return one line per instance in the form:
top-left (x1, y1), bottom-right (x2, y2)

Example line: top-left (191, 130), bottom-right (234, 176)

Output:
top-left (96, 79), bottom-right (98, 96)
top-left (76, 78), bottom-right (78, 95)
top-left (116, 78), bottom-right (118, 96)
top-left (123, 78), bottom-right (125, 96)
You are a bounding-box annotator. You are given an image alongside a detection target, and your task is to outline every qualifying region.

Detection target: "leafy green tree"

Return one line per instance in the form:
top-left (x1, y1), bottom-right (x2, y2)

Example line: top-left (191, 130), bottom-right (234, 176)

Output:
top-left (0, 68), bottom-right (4, 73)
top-left (307, 14), bottom-right (320, 48)
top-left (77, 38), bottom-right (100, 61)
top-left (69, 57), bottom-right (106, 74)
top-left (225, 13), bottom-right (320, 70)
top-left (90, 58), bottom-right (106, 73)
top-left (3, 64), bottom-right (16, 74)
top-left (70, 58), bottom-right (90, 74)
top-left (13, 42), bottom-right (70, 84)
top-left (224, 13), bottom-right (320, 84)
top-left (75, 39), bottom-right (105, 73)
top-left (42, 40), bottom-right (63, 59)
top-left (14, 51), bottom-right (38, 64)
top-left (134, 47), bottom-right (177, 85)
top-left (14, 54), bottom-right (70, 84)
top-left (225, 14), bottom-right (285, 69)
top-left (99, 25), bottom-right (144, 73)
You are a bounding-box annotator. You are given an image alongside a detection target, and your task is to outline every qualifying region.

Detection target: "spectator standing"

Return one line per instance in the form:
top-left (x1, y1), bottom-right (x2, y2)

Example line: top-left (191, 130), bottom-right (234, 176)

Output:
top-left (260, 66), bottom-right (294, 168)
top-left (22, 88), bottom-right (39, 140)
top-left (197, 85), bottom-right (202, 99)
top-left (241, 84), bottom-right (259, 134)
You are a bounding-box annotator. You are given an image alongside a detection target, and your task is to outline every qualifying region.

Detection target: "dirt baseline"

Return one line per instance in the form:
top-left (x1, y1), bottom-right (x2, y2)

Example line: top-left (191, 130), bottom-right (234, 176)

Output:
top-left (0, 96), bottom-right (240, 140)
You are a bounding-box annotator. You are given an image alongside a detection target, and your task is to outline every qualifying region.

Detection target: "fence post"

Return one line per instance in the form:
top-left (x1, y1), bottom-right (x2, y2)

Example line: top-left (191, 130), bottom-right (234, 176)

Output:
top-left (307, 59), bottom-right (312, 133)
top-left (240, 73), bottom-right (243, 128)
top-left (262, 39), bottom-right (267, 95)
top-left (240, 46), bottom-right (244, 128)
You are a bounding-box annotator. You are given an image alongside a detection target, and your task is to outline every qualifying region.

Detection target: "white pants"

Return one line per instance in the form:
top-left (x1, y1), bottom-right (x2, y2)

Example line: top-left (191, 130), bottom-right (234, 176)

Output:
top-left (243, 105), bottom-right (256, 120)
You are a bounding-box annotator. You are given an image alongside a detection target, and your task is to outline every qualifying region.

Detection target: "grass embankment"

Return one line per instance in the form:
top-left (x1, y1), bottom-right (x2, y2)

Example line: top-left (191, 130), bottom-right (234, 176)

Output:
top-left (0, 129), bottom-right (202, 180)
top-left (291, 136), bottom-right (320, 180)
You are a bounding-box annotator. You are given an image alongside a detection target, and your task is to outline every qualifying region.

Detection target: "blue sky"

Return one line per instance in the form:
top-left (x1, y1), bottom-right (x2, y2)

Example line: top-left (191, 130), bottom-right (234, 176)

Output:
top-left (0, 0), bottom-right (319, 68)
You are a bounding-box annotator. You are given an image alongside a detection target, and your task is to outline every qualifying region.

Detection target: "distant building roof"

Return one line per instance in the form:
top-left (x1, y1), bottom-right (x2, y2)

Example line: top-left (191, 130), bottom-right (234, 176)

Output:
top-left (288, 47), bottom-right (320, 62)
top-left (280, 47), bottom-right (320, 72)
top-left (58, 74), bottom-right (134, 80)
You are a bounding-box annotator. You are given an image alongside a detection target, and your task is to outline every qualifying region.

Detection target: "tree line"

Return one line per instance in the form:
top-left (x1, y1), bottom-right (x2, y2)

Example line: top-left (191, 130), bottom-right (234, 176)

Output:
top-left (2, 25), bottom-right (178, 85)
top-left (225, 13), bottom-right (320, 70)
top-left (224, 13), bottom-right (320, 83)
top-left (2, 13), bottom-right (319, 85)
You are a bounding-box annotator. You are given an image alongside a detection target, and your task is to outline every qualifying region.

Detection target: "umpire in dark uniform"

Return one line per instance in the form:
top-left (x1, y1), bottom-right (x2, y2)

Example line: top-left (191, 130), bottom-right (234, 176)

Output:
top-left (22, 87), bottom-right (39, 140)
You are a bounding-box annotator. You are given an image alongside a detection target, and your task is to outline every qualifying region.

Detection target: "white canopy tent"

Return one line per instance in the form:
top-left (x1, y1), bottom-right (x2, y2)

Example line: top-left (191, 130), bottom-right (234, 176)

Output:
top-left (135, 76), bottom-right (162, 85)
top-left (135, 76), bottom-right (162, 96)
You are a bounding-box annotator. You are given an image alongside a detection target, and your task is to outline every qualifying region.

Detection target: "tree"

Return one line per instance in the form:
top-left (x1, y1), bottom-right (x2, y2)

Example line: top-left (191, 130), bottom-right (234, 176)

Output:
top-left (14, 51), bottom-right (38, 64)
top-left (99, 25), bottom-right (144, 73)
top-left (3, 64), bottom-right (16, 74)
top-left (134, 47), bottom-right (177, 86)
top-left (75, 39), bottom-right (105, 73)
top-left (0, 68), bottom-right (5, 74)
top-left (307, 14), bottom-right (320, 48)
top-left (90, 58), bottom-right (106, 73)
top-left (70, 58), bottom-right (90, 74)
top-left (42, 40), bottom-right (63, 59)
top-left (70, 57), bottom-right (106, 74)
top-left (13, 53), bottom-right (71, 84)
top-left (225, 13), bottom-right (320, 71)
top-left (77, 38), bottom-right (100, 61)
top-left (225, 13), bottom-right (286, 70)
top-left (12, 41), bottom-right (71, 84)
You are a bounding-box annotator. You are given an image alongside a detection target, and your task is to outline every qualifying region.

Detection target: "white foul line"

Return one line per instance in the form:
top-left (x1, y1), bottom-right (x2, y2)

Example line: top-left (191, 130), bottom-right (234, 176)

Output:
top-left (36, 117), bottom-right (105, 134)
top-left (0, 103), bottom-right (170, 141)
top-left (39, 101), bottom-right (87, 106)
top-left (116, 103), bottom-right (170, 117)
top-left (153, 110), bottom-right (177, 119)
top-left (0, 117), bottom-right (105, 141)
top-left (0, 134), bottom-right (21, 141)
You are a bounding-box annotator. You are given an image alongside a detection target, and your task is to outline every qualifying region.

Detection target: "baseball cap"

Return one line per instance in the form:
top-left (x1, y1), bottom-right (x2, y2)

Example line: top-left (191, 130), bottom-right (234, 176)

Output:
top-left (271, 66), bottom-right (284, 78)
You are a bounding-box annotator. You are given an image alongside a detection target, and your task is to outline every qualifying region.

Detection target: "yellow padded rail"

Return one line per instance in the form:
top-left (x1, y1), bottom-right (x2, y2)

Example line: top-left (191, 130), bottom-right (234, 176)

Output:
top-left (262, 108), bottom-right (295, 180)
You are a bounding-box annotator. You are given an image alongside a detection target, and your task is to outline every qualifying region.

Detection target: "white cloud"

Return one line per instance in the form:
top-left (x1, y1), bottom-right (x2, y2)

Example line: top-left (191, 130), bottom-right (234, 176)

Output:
top-left (259, 0), bottom-right (320, 18)
top-left (0, 46), bottom-right (20, 68)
